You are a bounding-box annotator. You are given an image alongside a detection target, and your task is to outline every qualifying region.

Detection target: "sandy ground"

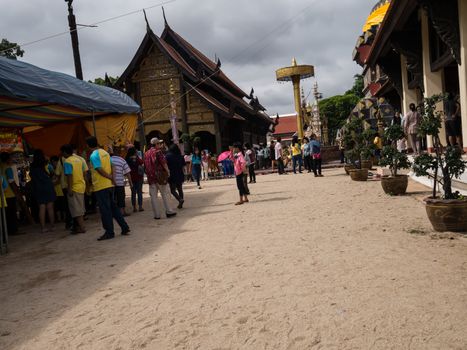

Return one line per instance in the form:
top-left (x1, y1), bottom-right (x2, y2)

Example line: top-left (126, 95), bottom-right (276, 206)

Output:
top-left (1, 169), bottom-right (467, 350)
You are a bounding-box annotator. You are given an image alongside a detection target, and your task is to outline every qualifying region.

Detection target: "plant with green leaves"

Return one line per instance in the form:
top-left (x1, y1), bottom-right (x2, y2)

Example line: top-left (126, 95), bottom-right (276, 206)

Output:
top-left (0, 39), bottom-right (24, 60)
top-left (379, 124), bottom-right (411, 177)
top-left (180, 133), bottom-right (191, 144)
top-left (412, 94), bottom-right (467, 199)
top-left (180, 133), bottom-right (192, 154)
top-left (343, 116), bottom-right (376, 169)
top-left (180, 133), bottom-right (203, 153)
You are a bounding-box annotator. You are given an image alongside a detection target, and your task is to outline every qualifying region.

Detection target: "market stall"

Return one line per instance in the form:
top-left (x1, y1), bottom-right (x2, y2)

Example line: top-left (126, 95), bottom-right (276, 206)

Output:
top-left (0, 56), bottom-right (141, 253)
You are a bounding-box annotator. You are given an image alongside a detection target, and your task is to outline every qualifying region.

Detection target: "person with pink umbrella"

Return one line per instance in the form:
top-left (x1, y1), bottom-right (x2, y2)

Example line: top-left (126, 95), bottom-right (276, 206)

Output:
top-left (218, 150), bottom-right (233, 177)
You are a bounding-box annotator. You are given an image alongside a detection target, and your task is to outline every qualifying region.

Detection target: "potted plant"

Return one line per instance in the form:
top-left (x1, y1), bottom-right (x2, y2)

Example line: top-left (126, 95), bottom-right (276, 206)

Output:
top-left (379, 123), bottom-right (411, 195)
top-left (412, 94), bottom-right (467, 232)
top-left (344, 116), bottom-right (376, 181)
top-left (342, 126), bottom-right (357, 175)
top-left (192, 136), bottom-right (201, 149)
top-left (180, 133), bottom-right (192, 154)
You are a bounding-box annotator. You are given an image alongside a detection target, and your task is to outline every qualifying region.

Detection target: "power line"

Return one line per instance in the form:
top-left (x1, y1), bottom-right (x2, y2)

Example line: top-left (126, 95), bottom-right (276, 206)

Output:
top-left (0, 0), bottom-right (177, 55)
top-left (1, 0), bottom-right (315, 131)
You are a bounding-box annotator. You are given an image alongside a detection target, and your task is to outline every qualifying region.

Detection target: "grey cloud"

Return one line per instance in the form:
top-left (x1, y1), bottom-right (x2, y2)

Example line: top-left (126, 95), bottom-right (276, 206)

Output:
top-left (0, 0), bottom-right (375, 114)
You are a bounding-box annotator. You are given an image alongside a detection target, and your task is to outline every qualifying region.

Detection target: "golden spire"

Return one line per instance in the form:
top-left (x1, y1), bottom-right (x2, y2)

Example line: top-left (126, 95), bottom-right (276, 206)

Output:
top-left (292, 57), bottom-right (297, 66)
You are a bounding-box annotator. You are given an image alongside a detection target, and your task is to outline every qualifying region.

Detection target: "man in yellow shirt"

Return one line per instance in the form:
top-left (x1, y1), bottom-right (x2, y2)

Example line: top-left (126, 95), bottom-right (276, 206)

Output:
top-left (290, 136), bottom-right (303, 174)
top-left (61, 144), bottom-right (88, 234)
top-left (86, 137), bottom-right (130, 241)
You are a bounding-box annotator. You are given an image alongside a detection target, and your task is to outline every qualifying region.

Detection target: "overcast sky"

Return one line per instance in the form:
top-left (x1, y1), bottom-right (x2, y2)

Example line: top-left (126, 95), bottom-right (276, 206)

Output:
top-left (0, 0), bottom-right (375, 114)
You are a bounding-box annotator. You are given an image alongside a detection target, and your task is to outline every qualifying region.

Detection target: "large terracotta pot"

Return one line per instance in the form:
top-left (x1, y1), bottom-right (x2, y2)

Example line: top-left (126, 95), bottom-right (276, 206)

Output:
top-left (349, 168), bottom-right (368, 181)
top-left (361, 160), bottom-right (372, 170)
top-left (381, 175), bottom-right (408, 196)
top-left (344, 164), bottom-right (356, 175)
top-left (424, 198), bottom-right (467, 232)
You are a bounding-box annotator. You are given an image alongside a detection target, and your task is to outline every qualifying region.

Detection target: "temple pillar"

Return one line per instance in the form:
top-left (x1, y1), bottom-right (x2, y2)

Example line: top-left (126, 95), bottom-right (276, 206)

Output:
top-left (400, 55), bottom-right (419, 116)
top-left (421, 9), bottom-right (447, 150)
top-left (179, 79), bottom-right (189, 134)
top-left (458, 0), bottom-right (467, 152)
top-left (214, 114), bottom-right (222, 154)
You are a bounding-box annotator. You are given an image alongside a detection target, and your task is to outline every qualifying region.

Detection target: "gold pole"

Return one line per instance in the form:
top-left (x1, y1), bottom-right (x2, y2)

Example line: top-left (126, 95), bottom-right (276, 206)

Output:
top-left (292, 76), bottom-right (304, 139)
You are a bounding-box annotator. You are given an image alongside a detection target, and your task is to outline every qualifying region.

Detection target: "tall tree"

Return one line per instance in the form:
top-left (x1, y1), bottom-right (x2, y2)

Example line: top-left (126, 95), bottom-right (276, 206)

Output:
top-left (0, 38), bottom-right (25, 60)
top-left (319, 94), bottom-right (360, 140)
top-left (345, 74), bottom-right (364, 98)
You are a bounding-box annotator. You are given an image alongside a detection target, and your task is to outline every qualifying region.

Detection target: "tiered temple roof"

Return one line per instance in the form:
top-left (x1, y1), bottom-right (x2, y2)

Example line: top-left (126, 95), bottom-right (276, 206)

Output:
top-left (117, 17), bottom-right (271, 126)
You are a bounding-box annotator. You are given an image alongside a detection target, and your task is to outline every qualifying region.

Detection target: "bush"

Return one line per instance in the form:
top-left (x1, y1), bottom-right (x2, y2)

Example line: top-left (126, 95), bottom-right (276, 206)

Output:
top-left (342, 116), bottom-right (376, 169)
top-left (379, 124), bottom-right (411, 177)
top-left (412, 94), bottom-right (467, 199)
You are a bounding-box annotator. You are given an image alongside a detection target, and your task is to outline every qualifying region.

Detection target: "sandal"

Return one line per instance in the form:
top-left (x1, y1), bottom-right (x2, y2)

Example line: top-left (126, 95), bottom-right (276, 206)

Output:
top-left (235, 201), bottom-right (244, 206)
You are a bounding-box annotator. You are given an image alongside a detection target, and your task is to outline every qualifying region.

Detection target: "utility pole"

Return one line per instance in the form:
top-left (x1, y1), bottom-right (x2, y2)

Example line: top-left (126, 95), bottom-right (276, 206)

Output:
top-left (65, 0), bottom-right (83, 80)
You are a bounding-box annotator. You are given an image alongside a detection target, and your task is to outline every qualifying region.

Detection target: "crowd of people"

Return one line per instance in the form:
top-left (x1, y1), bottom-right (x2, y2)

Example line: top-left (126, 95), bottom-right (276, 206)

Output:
top-left (0, 133), bottom-right (326, 240)
top-left (0, 137), bottom-right (190, 241)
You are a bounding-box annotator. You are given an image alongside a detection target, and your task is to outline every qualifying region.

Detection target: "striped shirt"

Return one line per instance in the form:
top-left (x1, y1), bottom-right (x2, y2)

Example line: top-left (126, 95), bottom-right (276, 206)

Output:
top-left (111, 156), bottom-right (131, 187)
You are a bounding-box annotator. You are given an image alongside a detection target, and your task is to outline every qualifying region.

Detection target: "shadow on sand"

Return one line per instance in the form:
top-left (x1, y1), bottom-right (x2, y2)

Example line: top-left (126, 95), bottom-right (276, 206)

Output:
top-left (0, 186), bottom-right (224, 349)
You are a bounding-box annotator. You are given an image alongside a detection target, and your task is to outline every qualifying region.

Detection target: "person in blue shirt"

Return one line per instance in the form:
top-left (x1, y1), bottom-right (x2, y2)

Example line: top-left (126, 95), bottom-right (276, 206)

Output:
top-left (191, 147), bottom-right (202, 189)
top-left (310, 134), bottom-right (323, 177)
top-left (302, 137), bottom-right (313, 173)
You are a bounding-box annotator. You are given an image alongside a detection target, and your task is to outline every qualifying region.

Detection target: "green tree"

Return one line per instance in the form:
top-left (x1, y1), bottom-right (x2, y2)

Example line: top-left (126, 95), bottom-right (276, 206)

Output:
top-left (0, 38), bottom-right (25, 60)
top-left (319, 93), bottom-right (360, 140)
top-left (345, 74), bottom-right (364, 98)
top-left (90, 74), bottom-right (119, 87)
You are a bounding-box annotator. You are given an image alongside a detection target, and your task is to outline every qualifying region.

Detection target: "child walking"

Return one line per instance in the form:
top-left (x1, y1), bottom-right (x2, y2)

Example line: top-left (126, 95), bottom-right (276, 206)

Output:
top-left (233, 142), bottom-right (249, 205)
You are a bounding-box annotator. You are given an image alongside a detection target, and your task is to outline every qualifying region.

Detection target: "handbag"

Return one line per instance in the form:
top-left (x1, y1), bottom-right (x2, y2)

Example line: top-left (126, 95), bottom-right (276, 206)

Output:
top-left (154, 152), bottom-right (169, 185)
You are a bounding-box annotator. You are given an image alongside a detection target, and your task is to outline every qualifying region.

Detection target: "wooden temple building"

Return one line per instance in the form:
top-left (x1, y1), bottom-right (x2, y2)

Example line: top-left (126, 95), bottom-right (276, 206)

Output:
top-left (116, 15), bottom-right (272, 153)
top-left (353, 0), bottom-right (467, 151)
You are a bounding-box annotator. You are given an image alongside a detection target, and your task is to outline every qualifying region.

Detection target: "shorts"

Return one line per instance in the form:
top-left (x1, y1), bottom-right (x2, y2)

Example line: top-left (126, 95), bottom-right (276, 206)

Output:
top-left (114, 186), bottom-right (126, 208)
top-left (68, 192), bottom-right (85, 218)
top-left (445, 119), bottom-right (461, 137)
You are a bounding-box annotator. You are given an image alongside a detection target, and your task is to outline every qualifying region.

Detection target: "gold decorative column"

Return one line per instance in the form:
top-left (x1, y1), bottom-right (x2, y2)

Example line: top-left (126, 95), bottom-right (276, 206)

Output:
top-left (276, 58), bottom-right (314, 140)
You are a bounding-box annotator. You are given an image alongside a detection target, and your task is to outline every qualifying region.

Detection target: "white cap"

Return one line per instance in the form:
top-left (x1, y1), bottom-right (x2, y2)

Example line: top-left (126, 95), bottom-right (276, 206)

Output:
top-left (150, 137), bottom-right (160, 145)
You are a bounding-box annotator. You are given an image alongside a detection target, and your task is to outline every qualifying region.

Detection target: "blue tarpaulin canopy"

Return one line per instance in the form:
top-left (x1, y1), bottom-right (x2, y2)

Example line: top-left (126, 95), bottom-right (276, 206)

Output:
top-left (0, 57), bottom-right (140, 127)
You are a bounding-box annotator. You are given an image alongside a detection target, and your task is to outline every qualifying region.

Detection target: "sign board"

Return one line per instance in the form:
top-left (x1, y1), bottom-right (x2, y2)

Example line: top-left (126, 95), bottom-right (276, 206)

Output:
top-left (0, 128), bottom-right (23, 153)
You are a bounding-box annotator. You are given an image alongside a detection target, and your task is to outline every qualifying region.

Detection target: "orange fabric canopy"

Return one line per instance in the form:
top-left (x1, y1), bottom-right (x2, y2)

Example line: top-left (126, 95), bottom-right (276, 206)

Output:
top-left (24, 122), bottom-right (90, 157)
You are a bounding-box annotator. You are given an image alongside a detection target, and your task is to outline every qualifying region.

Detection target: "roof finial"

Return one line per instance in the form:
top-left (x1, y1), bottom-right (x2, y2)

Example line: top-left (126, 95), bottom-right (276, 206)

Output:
top-left (104, 73), bottom-right (112, 87)
top-left (143, 9), bottom-right (152, 33)
top-left (162, 6), bottom-right (168, 27)
top-left (292, 57), bottom-right (297, 66)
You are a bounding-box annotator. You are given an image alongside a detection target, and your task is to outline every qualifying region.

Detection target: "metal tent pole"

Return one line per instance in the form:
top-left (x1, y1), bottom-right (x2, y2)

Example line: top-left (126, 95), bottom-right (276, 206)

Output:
top-left (0, 185), bottom-right (8, 255)
top-left (92, 111), bottom-right (97, 137)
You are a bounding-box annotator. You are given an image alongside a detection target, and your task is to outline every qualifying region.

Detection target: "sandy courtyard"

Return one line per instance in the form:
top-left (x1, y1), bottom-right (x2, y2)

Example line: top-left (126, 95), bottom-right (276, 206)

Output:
top-left (1, 169), bottom-right (467, 350)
